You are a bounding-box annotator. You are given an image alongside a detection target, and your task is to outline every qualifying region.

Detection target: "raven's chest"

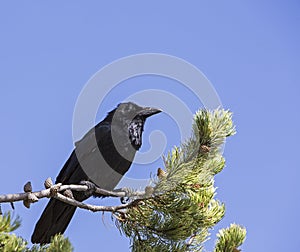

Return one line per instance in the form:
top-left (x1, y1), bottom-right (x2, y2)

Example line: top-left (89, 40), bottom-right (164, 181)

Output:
top-left (128, 119), bottom-right (144, 150)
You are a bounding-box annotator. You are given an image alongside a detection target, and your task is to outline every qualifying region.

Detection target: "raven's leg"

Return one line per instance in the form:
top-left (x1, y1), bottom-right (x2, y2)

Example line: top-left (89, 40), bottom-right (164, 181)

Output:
top-left (79, 180), bottom-right (97, 198)
top-left (79, 181), bottom-right (131, 203)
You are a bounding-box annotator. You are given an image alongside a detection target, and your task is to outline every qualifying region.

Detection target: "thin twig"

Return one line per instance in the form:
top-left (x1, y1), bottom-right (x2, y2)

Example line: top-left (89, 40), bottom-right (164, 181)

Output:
top-left (186, 232), bottom-right (197, 248)
top-left (54, 192), bottom-right (144, 213)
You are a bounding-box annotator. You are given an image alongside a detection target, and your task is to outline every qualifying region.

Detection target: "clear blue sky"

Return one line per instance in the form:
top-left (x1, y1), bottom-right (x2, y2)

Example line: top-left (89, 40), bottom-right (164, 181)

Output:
top-left (1, 1), bottom-right (299, 251)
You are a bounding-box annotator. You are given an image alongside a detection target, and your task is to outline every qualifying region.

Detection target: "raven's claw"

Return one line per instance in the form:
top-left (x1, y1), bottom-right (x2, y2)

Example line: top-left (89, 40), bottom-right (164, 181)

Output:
top-left (79, 181), bottom-right (97, 198)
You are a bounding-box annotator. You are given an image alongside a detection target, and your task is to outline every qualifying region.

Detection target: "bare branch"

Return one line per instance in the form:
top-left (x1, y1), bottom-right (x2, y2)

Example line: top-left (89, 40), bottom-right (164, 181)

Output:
top-left (0, 179), bottom-right (149, 213)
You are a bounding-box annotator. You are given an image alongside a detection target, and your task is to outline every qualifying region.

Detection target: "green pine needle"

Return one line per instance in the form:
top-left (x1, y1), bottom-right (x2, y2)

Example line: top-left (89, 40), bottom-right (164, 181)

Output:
top-left (0, 212), bottom-right (72, 252)
top-left (214, 224), bottom-right (247, 252)
top-left (0, 212), bottom-right (21, 233)
top-left (116, 108), bottom-right (243, 252)
top-left (0, 108), bottom-right (245, 252)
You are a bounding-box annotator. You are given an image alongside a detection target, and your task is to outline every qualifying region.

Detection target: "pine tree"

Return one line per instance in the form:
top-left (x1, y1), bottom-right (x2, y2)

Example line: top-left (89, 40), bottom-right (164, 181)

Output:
top-left (0, 212), bottom-right (73, 252)
top-left (115, 109), bottom-right (246, 251)
top-left (0, 108), bottom-right (246, 251)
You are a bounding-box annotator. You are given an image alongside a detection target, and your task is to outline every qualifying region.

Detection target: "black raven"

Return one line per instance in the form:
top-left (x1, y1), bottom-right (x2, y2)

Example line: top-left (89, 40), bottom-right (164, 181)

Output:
top-left (31, 102), bottom-right (161, 244)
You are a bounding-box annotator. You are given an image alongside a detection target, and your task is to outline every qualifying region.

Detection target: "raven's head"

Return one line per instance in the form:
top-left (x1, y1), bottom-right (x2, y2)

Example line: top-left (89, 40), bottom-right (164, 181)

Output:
top-left (115, 102), bottom-right (161, 120)
top-left (107, 102), bottom-right (161, 122)
top-left (107, 102), bottom-right (161, 150)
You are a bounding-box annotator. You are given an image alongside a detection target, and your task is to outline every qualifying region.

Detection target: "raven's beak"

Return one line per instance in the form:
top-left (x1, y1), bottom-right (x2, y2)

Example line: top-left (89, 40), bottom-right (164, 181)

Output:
top-left (140, 107), bottom-right (162, 118)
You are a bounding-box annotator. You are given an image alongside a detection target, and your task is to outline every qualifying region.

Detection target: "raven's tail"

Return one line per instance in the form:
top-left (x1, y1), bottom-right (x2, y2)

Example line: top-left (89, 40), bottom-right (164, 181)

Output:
top-left (31, 198), bottom-right (76, 244)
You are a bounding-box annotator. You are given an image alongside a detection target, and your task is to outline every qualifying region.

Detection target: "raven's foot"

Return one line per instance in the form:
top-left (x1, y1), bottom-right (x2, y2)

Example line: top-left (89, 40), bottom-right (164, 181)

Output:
top-left (120, 196), bottom-right (130, 204)
top-left (79, 180), bottom-right (97, 198)
top-left (114, 187), bottom-right (133, 204)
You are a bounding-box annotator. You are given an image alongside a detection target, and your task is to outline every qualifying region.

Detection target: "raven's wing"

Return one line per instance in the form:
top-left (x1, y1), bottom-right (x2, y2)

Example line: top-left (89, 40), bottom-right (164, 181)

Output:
top-left (32, 122), bottom-right (112, 244)
top-left (32, 121), bottom-right (134, 244)
top-left (70, 121), bottom-right (133, 190)
top-left (31, 149), bottom-right (82, 244)
top-left (55, 121), bottom-right (132, 191)
top-left (55, 122), bottom-right (111, 186)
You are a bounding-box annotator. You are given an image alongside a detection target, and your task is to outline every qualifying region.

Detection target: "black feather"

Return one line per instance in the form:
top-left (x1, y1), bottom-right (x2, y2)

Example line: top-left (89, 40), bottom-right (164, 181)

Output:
top-left (31, 102), bottom-right (161, 244)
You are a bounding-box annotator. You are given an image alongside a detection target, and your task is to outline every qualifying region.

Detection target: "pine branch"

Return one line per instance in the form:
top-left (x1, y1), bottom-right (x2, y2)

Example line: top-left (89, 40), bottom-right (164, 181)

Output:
top-left (0, 108), bottom-right (246, 252)
top-left (0, 212), bottom-right (73, 252)
top-left (0, 179), bottom-right (147, 213)
top-left (214, 224), bottom-right (246, 252)
top-left (53, 192), bottom-right (148, 214)
top-left (116, 108), bottom-right (243, 252)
